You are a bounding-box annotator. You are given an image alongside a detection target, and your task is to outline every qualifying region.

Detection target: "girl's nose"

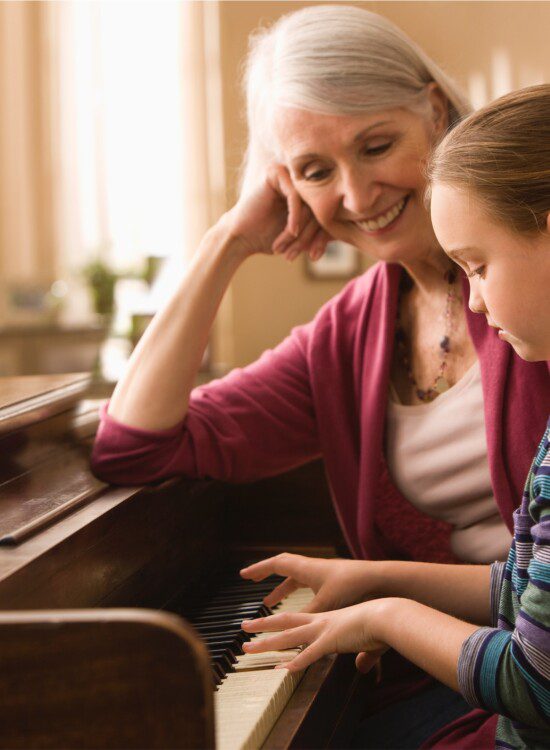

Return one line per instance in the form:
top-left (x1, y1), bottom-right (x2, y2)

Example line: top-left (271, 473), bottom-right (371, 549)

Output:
top-left (468, 282), bottom-right (487, 315)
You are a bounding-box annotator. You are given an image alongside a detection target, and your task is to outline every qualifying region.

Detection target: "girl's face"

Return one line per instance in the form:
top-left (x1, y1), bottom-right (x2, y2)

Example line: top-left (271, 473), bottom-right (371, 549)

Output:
top-left (431, 183), bottom-right (550, 362)
top-left (274, 87), bottom-right (449, 265)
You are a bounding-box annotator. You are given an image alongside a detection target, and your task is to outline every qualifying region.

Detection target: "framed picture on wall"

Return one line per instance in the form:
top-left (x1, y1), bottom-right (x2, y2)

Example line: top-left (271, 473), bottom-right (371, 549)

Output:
top-left (305, 240), bottom-right (360, 280)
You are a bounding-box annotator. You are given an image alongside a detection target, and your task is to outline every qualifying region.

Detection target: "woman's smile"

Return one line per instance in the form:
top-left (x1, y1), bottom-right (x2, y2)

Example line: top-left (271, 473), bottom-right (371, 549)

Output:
top-left (352, 195), bottom-right (410, 235)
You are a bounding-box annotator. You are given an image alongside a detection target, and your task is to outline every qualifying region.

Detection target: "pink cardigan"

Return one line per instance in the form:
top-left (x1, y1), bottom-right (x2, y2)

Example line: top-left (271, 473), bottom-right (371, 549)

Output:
top-left (92, 262), bottom-right (550, 561)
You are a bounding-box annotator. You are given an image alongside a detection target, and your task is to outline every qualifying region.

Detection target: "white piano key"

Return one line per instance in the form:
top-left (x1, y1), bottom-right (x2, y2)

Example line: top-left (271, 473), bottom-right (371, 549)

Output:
top-left (215, 587), bottom-right (314, 750)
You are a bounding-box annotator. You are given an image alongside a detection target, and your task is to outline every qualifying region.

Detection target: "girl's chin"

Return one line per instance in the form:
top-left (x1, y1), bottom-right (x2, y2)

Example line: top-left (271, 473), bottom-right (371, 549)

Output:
top-left (505, 336), bottom-right (546, 363)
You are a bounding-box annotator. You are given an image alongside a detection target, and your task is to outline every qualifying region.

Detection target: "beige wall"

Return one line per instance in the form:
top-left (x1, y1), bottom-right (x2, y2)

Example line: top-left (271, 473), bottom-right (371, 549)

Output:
top-left (217, 1), bottom-right (550, 368)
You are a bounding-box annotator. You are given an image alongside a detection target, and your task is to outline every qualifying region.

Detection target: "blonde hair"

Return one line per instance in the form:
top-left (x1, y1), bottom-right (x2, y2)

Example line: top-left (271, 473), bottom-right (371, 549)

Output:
top-left (429, 84), bottom-right (550, 234)
top-left (240, 4), bottom-right (470, 193)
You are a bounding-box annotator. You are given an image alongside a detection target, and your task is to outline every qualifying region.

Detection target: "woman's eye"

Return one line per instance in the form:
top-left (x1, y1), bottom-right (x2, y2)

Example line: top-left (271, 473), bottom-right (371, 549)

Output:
top-left (303, 168), bottom-right (331, 182)
top-left (363, 142), bottom-right (392, 156)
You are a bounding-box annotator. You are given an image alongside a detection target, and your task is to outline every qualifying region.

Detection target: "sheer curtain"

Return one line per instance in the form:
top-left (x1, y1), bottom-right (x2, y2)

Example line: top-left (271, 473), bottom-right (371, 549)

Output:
top-left (0, 1), bottom-right (225, 330)
top-left (0, 2), bottom-right (59, 325)
top-left (53, 0), bottom-right (226, 324)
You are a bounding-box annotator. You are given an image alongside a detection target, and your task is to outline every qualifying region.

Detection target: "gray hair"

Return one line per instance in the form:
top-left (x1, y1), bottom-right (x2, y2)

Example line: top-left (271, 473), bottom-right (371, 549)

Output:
top-left (241, 5), bottom-right (471, 193)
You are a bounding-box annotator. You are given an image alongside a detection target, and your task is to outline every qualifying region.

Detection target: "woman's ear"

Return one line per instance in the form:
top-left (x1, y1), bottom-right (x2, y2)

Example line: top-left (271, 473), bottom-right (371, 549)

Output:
top-left (426, 82), bottom-right (449, 136)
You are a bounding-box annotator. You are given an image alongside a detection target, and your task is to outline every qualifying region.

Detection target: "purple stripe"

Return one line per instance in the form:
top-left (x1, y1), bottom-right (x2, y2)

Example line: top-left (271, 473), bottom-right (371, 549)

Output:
top-left (518, 609), bottom-right (550, 633)
top-left (516, 612), bottom-right (550, 653)
top-left (532, 525), bottom-right (550, 544)
top-left (529, 577), bottom-right (550, 592)
top-left (498, 614), bottom-right (515, 630)
top-left (511, 639), bottom-right (550, 690)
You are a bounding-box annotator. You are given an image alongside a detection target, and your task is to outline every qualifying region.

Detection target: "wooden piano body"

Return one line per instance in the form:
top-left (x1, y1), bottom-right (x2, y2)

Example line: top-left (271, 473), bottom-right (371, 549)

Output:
top-left (0, 374), bottom-right (371, 748)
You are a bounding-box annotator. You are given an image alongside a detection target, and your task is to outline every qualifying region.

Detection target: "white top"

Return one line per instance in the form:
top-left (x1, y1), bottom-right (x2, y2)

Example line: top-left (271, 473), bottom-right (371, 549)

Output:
top-left (386, 361), bottom-right (512, 563)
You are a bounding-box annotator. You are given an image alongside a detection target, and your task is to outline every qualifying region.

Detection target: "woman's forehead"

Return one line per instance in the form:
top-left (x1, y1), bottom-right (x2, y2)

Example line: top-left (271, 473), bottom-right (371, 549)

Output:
top-left (273, 106), bottom-right (412, 160)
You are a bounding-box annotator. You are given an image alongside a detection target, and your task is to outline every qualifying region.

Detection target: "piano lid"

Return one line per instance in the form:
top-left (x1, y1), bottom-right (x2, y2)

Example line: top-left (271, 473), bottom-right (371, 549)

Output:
top-left (0, 373), bottom-right (91, 435)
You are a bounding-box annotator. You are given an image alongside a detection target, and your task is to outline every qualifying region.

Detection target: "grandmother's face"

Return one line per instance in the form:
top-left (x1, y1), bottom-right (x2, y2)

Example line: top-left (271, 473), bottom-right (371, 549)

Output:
top-left (274, 93), bottom-right (448, 264)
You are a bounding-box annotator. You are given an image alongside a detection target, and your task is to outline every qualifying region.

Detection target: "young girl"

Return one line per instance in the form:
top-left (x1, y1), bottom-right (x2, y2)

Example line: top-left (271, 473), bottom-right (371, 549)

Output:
top-left (240, 85), bottom-right (550, 749)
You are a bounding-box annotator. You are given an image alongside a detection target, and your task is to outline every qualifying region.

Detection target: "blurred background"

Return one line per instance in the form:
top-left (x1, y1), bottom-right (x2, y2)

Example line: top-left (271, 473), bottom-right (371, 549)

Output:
top-left (0, 1), bottom-right (548, 389)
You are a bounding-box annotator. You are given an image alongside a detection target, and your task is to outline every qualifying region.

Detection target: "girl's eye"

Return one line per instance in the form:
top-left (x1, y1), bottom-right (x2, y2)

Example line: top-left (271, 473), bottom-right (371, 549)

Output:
top-left (467, 266), bottom-right (485, 278)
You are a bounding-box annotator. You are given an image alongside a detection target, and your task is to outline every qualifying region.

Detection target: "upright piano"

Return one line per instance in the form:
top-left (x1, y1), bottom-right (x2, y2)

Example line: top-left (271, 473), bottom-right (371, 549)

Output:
top-left (0, 373), bottom-right (372, 748)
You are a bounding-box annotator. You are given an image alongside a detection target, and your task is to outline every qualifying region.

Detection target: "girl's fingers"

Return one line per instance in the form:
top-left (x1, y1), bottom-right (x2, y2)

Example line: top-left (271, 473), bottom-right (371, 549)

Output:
top-left (301, 593), bottom-right (331, 614)
top-left (276, 639), bottom-right (327, 672)
top-left (242, 610), bottom-right (313, 634)
top-left (240, 552), bottom-right (302, 582)
top-left (263, 577), bottom-right (300, 607)
top-left (242, 622), bottom-right (315, 654)
top-left (355, 648), bottom-right (387, 677)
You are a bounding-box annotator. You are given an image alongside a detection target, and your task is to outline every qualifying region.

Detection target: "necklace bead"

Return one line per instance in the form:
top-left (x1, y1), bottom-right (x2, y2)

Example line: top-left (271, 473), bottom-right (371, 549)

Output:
top-left (395, 269), bottom-right (457, 403)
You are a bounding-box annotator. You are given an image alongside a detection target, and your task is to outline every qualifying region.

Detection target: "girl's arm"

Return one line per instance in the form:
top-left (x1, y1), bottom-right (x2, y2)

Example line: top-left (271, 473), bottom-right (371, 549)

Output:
top-left (241, 597), bottom-right (479, 690)
top-left (241, 554), bottom-right (493, 625)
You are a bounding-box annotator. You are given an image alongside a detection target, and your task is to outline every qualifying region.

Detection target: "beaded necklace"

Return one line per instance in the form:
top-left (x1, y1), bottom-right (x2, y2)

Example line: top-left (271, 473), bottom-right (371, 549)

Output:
top-left (395, 268), bottom-right (458, 403)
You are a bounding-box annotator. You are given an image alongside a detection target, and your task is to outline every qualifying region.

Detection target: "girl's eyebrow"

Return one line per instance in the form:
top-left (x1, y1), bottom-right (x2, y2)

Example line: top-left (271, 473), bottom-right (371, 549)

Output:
top-left (447, 246), bottom-right (481, 261)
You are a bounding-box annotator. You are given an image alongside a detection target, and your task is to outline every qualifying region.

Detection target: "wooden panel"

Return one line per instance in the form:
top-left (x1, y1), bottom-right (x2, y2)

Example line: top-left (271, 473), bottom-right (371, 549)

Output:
top-left (0, 373), bottom-right (90, 434)
top-left (0, 443), bottom-right (106, 544)
top-left (0, 609), bottom-right (214, 749)
top-left (263, 654), bottom-right (374, 749)
top-left (225, 460), bottom-right (349, 556)
top-left (0, 479), bottom-right (226, 610)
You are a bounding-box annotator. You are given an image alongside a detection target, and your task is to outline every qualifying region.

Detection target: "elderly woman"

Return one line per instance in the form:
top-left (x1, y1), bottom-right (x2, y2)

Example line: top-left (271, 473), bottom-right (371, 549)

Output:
top-left (92, 6), bottom-right (549, 748)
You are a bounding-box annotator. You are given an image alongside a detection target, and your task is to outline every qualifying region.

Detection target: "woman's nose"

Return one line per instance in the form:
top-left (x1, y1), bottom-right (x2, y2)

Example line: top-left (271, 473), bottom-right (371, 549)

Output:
top-left (340, 169), bottom-right (382, 217)
top-left (468, 281), bottom-right (487, 315)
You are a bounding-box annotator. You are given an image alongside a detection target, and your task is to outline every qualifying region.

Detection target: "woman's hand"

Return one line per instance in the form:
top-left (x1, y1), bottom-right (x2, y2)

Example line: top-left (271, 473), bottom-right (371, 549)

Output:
top-left (225, 164), bottom-right (331, 261)
top-left (240, 553), bottom-right (383, 613)
top-left (241, 600), bottom-right (390, 674)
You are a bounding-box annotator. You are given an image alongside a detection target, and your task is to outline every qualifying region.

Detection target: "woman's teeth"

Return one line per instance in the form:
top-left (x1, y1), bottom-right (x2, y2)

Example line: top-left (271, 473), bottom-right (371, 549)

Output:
top-left (357, 197), bottom-right (406, 232)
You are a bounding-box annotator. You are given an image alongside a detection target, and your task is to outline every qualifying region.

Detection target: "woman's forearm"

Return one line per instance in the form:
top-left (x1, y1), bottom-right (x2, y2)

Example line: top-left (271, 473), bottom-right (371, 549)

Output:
top-left (375, 598), bottom-right (479, 690)
top-left (108, 217), bottom-right (247, 430)
top-left (372, 560), bottom-right (492, 625)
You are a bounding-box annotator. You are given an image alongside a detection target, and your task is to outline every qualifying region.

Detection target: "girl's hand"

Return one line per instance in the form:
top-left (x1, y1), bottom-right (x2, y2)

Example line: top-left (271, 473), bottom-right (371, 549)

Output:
top-left (241, 601), bottom-right (389, 673)
top-left (225, 164), bottom-right (331, 261)
top-left (240, 553), bottom-right (382, 613)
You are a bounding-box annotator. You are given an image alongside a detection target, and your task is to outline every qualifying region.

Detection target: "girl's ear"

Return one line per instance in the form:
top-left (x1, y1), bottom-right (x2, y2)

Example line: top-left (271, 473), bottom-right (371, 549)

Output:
top-left (546, 213), bottom-right (550, 234)
top-left (426, 82), bottom-right (449, 136)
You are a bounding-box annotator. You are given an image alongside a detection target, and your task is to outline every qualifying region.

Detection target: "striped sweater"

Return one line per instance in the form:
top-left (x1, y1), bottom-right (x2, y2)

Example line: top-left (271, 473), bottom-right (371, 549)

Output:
top-left (458, 418), bottom-right (550, 749)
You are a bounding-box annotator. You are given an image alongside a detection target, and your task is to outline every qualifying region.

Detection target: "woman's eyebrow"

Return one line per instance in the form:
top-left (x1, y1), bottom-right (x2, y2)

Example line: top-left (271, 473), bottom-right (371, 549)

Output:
top-left (290, 120), bottom-right (394, 165)
top-left (352, 120), bottom-right (393, 142)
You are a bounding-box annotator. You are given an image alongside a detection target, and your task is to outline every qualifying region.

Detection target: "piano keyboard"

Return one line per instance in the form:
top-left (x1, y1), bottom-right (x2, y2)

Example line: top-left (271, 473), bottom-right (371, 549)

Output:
top-left (172, 575), bottom-right (313, 750)
top-left (215, 587), bottom-right (313, 750)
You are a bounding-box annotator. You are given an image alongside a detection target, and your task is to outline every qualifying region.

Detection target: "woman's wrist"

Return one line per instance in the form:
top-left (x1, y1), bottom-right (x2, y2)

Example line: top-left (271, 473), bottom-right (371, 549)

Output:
top-left (201, 212), bottom-right (254, 266)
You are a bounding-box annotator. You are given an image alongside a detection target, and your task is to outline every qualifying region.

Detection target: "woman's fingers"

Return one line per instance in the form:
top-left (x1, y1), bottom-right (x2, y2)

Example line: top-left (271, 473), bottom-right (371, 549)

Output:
top-left (282, 214), bottom-right (323, 261)
top-left (263, 577), bottom-right (300, 607)
top-left (308, 228), bottom-right (332, 261)
top-left (273, 165), bottom-right (301, 237)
